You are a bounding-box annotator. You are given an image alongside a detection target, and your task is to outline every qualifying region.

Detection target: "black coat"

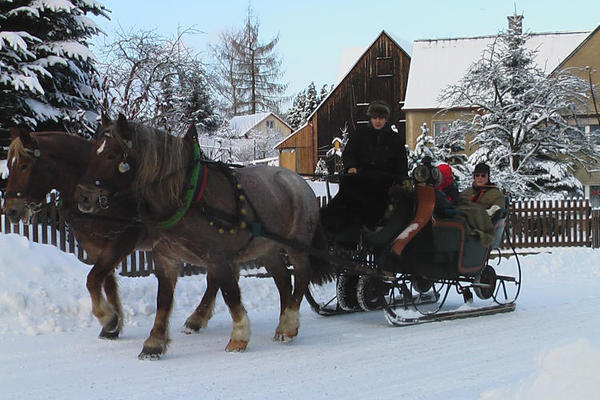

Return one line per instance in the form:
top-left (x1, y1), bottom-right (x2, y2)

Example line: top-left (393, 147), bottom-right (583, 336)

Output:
top-left (342, 123), bottom-right (408, 179)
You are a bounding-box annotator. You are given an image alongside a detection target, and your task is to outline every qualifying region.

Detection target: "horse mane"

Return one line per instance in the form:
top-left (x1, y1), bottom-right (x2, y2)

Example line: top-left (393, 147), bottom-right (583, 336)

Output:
top-left (120, 121), bottom-right (191, 211)
top-left (7, 137), bottom-right (32, 167)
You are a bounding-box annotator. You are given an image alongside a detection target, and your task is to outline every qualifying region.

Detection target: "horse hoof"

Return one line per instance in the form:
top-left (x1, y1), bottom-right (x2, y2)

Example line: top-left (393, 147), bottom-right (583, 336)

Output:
top-left (99, 328), bottom-right (120, 340)
top-left (225, 340), bottom-right (248, 352)
top-left (181, 320), bottom-right (202, 334)
top-left (273, 332), bottom-right (295, 343)
top-left (138, 343), bottom-right (166, 360)
top-left (98, 314), bottom-right (120, 339)
top-left (138, 351), bottom-right (161, 361)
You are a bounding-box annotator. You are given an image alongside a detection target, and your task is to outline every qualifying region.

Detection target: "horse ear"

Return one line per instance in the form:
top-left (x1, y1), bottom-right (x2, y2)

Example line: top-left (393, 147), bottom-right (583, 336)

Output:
top-left (185, 123), bottom-right (198, 142)
top-left (101, 112), bottom-right (111, 126)
top-left (18, 130), bottom-right (33, 147)
top-left (116, 113), bottom-right (133, 140)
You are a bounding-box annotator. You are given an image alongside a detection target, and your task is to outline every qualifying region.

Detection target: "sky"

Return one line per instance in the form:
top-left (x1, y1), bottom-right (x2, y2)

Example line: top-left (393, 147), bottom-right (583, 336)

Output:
top-left (92, 0), bottom-right (600, 107)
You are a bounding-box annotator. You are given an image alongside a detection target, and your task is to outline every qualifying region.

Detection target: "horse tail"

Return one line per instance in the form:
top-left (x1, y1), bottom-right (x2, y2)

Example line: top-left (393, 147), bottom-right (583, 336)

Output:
top-left (309, 222), bottom-right (336, 285)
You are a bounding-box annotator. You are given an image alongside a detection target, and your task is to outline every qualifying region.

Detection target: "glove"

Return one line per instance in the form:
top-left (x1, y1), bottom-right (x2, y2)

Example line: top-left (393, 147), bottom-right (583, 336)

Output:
top-left (400, 179), bottom-right (413, 193)
top-left (486, 205), bottom-right (502, 216)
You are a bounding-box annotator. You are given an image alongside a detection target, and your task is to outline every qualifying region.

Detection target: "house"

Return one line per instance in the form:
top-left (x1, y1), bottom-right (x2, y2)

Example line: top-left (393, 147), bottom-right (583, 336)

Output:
top-left (276, 31), bottom-right (412, 174)
top-left (403, 15), bottom-right (600, 200)
top-left (228, 112), bottom-right (292, 139)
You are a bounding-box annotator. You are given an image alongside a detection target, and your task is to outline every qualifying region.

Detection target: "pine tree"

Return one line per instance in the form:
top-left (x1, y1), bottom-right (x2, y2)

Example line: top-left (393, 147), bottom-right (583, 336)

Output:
top-left (440, 21), bottom-right (595, 198)
top-left (0, 0), bottom-right (108, 133)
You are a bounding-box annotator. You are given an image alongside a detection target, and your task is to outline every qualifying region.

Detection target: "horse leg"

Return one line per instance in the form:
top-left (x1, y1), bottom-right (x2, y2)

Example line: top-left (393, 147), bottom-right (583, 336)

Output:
top-left (264, 253), bottom-right (295, 342)
top-left (275, 250), bottom-right (311, 342)
top-left (182, 271), bottom-right (219, 333)
top-left (99, 272), bottom-right (123, 339)
top-left (216, 265), bottom-right (250, 352)
top-left (139, 255), bottom-right (178, 360)
top-left (87, 260), bottom-right (121, 339)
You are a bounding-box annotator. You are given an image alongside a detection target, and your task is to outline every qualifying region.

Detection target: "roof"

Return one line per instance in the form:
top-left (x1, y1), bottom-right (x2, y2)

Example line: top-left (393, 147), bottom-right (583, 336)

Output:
top-left (229, 112), bottom-right (291, 137)
top-left (403, 31), bottom-right (591, 110)
top-left (335, 30), bottom-right (412, 85)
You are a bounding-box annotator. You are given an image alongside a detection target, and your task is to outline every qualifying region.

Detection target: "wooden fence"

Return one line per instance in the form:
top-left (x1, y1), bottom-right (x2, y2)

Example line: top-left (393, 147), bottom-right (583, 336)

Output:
top-left (2, 194), bottom-right (600, 278)
top-left (0, 193), bottom-right (205, 277)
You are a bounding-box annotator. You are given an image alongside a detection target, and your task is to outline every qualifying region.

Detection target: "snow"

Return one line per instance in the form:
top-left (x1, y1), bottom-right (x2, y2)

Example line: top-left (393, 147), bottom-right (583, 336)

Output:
top-left (228, 112), bottom-right (272, 137)
top-left (1, 231), bottom-right (600, 399)
top-left (404, 31), bottom-right (590, 110)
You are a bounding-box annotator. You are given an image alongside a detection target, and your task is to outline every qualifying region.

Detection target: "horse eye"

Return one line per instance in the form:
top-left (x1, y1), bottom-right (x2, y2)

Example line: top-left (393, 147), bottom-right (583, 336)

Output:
top-left (20, 164), bottom-right (28, 171)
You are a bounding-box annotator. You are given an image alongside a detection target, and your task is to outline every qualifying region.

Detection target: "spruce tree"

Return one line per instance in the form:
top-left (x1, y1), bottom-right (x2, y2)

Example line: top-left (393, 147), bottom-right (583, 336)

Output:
top-left (0, 0), bottom-right (108, 133)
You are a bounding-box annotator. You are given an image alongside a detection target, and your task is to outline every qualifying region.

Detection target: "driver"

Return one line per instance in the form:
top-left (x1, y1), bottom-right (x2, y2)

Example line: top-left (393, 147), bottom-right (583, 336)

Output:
top-left (321, 100), bottom-right (409, 240)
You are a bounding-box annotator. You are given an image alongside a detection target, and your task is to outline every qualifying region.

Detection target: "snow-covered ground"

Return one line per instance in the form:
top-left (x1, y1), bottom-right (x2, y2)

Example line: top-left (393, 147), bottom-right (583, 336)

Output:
top-left (1, 232), bottom-right (600, 400)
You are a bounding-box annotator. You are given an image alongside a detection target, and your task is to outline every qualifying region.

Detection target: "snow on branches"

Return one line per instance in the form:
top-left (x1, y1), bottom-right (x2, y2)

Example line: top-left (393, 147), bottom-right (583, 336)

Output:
top-left (439, 28), bottom-right (597, 199)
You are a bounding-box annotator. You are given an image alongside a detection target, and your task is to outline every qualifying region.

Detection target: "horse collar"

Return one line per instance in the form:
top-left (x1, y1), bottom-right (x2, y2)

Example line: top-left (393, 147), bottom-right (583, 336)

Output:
top-left (156, 143), bottom-right (207, 229)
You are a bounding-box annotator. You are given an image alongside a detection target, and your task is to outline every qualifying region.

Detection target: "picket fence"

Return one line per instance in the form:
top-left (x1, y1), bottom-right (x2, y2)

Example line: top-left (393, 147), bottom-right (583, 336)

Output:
top-left (2, 194), bottom-right (599, 277)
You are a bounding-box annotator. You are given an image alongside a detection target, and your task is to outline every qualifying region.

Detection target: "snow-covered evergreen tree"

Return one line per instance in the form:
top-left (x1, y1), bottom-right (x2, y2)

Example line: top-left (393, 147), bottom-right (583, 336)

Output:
top-left (0, 0), bottom-right (108, 133)
top-left (286, 81), bottom-right (331, 129)
top-left (405, 123), bottom-right (478, 189)
top-left (439, 21), bottom-right (596, 198)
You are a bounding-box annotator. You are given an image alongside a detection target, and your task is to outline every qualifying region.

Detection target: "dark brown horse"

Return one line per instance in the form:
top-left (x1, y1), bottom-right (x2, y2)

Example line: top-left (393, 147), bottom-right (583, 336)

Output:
top-left (2, 129), bottom-right (219, 348)
top-left (76, 114), bottom-right (334, 358)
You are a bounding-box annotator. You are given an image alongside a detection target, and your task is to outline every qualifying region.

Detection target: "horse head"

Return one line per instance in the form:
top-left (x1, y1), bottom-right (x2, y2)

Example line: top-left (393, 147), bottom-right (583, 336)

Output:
top-left (76, 113), bottom-right (137, 213)
top-left (4, 129), bottom-right (52, 223)
top-left (4, 129), bottom-right (93, 223)
top-left (77, 113), bottom-right (194, 215)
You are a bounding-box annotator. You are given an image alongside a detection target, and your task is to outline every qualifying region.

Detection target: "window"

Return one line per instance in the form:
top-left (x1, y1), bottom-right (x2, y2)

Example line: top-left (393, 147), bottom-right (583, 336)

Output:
top-left (266, 120), bottom-right (274, 129)
top-left (433, 121), bottom-right (451, 146)
top-left (587, 125), bottom-right (600, 147)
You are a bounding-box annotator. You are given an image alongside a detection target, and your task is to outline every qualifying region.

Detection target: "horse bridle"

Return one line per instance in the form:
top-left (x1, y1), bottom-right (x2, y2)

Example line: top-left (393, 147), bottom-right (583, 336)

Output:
top-left (80, 131), bottom-right (134, 210)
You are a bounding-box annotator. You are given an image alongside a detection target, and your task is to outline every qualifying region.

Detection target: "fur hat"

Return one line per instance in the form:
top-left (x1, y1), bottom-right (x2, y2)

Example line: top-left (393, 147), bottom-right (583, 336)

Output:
top-left (366, 100), bottom-right (391, 118)
top-left (473, 162), bottom-right (490, 176)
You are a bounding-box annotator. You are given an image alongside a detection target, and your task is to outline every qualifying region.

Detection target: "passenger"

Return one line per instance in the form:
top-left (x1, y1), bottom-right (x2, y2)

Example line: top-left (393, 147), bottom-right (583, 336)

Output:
top-left (459, 162), bottom-right (504, 220)
top-left (456, 162), bottom-right (505, 247)
top-left (321, 100), bottom-right (409, 238)
top-left (434, 163), bottom-right (458, 216)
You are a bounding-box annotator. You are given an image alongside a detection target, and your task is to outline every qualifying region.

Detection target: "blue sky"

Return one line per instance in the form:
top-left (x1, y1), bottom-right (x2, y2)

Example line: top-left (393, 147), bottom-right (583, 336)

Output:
top-left (93, 0), bottom-right (599, 104)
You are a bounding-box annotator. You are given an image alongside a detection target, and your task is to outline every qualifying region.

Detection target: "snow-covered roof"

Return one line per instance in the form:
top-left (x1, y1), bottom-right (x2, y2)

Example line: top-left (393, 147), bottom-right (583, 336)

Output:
top-left (404, 31), bottom-right (591, 110)
top-left (228, 112), bottom-right (291, 137)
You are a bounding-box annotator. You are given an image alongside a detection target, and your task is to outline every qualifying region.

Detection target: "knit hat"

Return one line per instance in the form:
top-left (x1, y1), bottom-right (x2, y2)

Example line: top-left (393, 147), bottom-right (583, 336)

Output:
top-left (436, 164), bottom-right (453, 190)
top-left (366, 100), bottom-right (391, 118)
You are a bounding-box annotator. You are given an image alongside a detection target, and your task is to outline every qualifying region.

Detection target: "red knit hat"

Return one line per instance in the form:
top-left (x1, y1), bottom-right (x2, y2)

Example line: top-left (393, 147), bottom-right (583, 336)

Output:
top-left (436, 164), bottom-right (453, 190)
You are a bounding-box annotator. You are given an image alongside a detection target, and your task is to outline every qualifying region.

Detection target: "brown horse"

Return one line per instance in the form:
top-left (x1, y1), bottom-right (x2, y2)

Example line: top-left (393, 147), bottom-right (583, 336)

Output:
top-left (76, 114), bottom-right (334, 359)
top-left (2, 129), bottom-right (219, 347)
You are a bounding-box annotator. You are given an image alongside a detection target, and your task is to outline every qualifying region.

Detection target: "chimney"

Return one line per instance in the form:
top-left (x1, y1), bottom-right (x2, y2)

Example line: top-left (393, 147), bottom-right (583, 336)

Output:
top-left (507, 14), bottom-right (523, 35)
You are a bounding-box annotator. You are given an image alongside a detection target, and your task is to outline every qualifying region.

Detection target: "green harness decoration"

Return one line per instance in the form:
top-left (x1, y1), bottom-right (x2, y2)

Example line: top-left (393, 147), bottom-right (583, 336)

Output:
top-left (157, 143), bottom-right (203, 229)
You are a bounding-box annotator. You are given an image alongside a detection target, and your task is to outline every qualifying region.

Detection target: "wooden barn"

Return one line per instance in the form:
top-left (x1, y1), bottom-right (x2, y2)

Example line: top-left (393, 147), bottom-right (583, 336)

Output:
top-left (276, 31), bottom-right (411, 174)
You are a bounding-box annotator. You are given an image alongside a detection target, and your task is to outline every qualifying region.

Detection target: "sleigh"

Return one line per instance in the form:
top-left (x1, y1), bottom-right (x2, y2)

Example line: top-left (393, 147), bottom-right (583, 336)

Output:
top-left (306, 163), bottom-right (521, 326)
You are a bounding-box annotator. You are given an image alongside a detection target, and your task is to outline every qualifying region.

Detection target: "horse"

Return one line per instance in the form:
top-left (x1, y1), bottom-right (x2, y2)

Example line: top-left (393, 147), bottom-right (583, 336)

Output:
top-left (2, 129), bottom-right (220, 346)
top-left (75, 114), bottom-right (334, 359)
